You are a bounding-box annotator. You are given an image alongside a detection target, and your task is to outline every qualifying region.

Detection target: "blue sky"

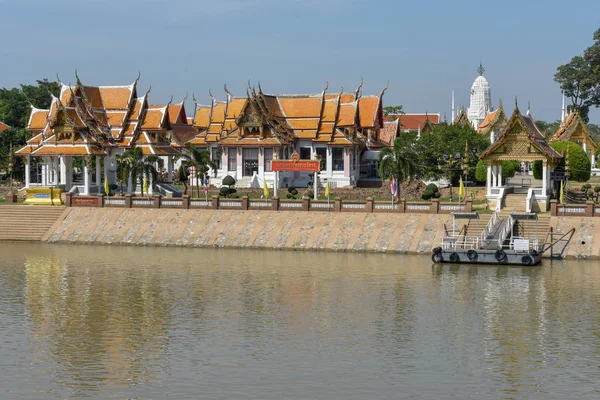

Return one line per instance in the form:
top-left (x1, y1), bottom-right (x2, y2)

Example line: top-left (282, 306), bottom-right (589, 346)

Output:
top-left (1, 0), bottom-right (599, 123)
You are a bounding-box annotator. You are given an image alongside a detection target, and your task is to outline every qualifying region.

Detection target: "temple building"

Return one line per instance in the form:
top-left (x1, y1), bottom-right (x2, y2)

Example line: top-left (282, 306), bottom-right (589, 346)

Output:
top-left (477, 99), bottom-right (509, 143)
top-left (550, 111), bottom-right (597, 168)
top-left (467, 64), bottom-right (492, 130)
top-left (0, 121), bottom-right (9, 132)
top-left (16, 73), bottom-right (180, 195)
top-left (188, 82), bottom-right (387, 189)
top-left (479, 102), bottom-right (562, 211)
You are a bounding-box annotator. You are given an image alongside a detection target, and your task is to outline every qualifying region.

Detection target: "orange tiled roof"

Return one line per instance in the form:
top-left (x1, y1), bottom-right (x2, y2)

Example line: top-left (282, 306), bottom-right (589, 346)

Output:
top-left (168, 103), bottom-right (187, 124)
top-left (318, 123), bottom-right (335, 134)
top-left (358, 96), bottom-right (379, 128)
top-left (27, 109), bottom-right (48, 131)
top-left (321, 100), bottom-right (338, 122)
top-left (82, 86), bottom-right (104, 109)
top-left (390, 113), bottom-right (440, 130)
top-left (337, 103), bottom-right (356, 126)
top-left (226, 98), bottom-right (246, 119)
top-left (141, 108), bottom-right (165, 130)
top-left (261, 95), bottom-right (285, 118)
top-left (296, 131), bottom-right (317, 139)
top-left (194, 106), bottom-right (212, 128)
top-left (106, 111), bottom-right (127, 127)
top-left (287, 119), bottom-right (320, 130)
top-left (99, 87), bottom-right (132, 109)
top-left (378, 120), bottom-right (399, 147)
top-left (278, 97), bottom-right (321, 118)
top-left (129, 98), bottom-right (144, 121)
top-left (212, 103), bottom-right (227, 123)
top-left (477, 110), bottom-right (497, 131)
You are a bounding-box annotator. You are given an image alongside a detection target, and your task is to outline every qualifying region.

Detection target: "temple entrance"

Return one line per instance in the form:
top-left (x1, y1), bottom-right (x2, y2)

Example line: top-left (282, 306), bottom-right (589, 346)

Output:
top-left (242, 148), bottom-right (258, 177)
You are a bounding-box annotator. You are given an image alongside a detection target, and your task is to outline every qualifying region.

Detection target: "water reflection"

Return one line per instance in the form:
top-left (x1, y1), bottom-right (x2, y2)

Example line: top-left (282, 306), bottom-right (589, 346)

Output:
top-left (0, 244), bottom-right (599, 399)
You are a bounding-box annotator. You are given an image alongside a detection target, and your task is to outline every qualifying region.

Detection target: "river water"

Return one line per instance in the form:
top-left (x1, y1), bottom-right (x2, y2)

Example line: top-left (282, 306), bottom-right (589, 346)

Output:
top-left (1, 243), bottom-right (600, 399)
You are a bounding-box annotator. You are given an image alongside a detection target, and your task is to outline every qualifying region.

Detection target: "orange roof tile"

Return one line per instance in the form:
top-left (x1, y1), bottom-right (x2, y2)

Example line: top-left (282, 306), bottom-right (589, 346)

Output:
top-left (219, 137), bottom-right (282, 146)
top-left (122, 122), bottom-right (137, 136)
top-left (129, 98), bottom-right (144, 121)
top-left (59, 86), bottom-right (74, 106)
top-left (168, 104), bottom-right (185, 124)
top-left (106, 111), bottom-right (126, 127)
top-left (358, 96), bottom-right (379, 127)
top-left (261, 95), bottom-right (285, 118)
top-left (340, 93), bottom-right (355, 103)
top-left (212, 103), bottom-right (227, 123)
top-left (378, 120), bottom-right (399, 147)
top-left (28, 109), bottom-right (48, 131)
top-left (296, 131), bottom-right (317, 139)
top-left (226, 98), bottom-right (246, 119)
top-left (31, 144), bottom-right (105, 156)
top-left (194, 106), bottom-right (211, 128)
top-left (395, 113), bottom-right (440, 130)
top-left (278, 97), bottom-right (321, 118)
top-left (477, 110), bottom-right (497, 131)
top-left (208, 124), bottom-right (222, 134)
top-left (287, 119), bottom-right (320, 130)
top-left (141, 108), bottom-right (164, 130)
top-left (99, 87), bottom-right (132, 109)
top-left (82, 86), bottom-right (104, 109)
top-left (224, 120), bottom-right (237, 131)
top-left (337, 103), bottom-right (356, 126)
top-left (322, 100), bottom-right (338, 122)
top-left (111, 128), bottom-right (121, 139)
top-left (15, 145), bottom-right (35, 155)
top-left (186, 117), bottom-right (194, 125)
top-left (318, 123), bottom-right (335, 134)
top-left (28, 132), bottom-right (44, 145)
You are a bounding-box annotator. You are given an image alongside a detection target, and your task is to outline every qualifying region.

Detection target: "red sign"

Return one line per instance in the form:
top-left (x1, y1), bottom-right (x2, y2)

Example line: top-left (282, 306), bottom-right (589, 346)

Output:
top-left (271, 160), bottom-right (320, 172)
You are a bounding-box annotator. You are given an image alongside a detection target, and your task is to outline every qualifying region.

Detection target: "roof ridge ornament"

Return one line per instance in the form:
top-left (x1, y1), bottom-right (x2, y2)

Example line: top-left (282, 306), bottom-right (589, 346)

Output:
top-left (224, 83), bottom-right (233, 99)
top-left (477, 62), bottom-right (485, 76)
top-left (380, 80), bottom-right (389, 96)
top-left (355, 77), bottom-right (363, 100)
top-left (514, 96), bottom-right (519, 112)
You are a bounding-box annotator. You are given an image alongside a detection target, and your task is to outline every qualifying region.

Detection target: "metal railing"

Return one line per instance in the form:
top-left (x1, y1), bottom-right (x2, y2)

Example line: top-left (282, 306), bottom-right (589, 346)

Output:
top-left (481, 210), bottom-right (499, 243)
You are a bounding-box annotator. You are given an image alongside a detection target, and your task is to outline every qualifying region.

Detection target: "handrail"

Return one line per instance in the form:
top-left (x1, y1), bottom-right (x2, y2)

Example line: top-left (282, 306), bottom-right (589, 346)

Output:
top-left (498, 214), bottom-right (514, 248)
top-left (496, 187), bottom-right (506, 211)
top-left (481, 210), bottom-right (499, 243)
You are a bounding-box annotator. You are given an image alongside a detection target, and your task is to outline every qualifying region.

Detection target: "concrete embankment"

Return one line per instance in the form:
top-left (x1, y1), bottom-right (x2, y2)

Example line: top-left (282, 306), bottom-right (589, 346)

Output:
top-left (21, 208), bottom-right (600, 258)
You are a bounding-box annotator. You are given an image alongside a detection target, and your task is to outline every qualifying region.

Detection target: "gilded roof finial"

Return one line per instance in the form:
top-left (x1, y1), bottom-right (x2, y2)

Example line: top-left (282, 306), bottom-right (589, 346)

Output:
top-left (498, 98), bottom-right (503, 109)
top-left (514, 96), bottom-right (519, 112)
top-left (380, 80), bottom-right (389, 96)
top-left (258, 81), bottom-right (263, 94)
top-left (477, 61), bottom-right (485, 76)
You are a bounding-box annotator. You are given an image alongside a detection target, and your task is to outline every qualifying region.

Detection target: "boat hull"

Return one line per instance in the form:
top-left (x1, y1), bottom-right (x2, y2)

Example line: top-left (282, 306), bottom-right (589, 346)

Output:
top-left (432, 249), bottom-right (542, 266)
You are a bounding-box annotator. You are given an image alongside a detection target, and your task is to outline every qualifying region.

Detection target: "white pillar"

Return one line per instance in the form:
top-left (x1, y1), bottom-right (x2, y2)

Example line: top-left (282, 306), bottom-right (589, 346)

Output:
top-left (95, 156), bottom-right (101, 187)
top-left (583, 142), bottom-right (587, 154)
top-left (54, 157), bottom-right (59, 185)
top-left (60, 156), bottom-right (67, 185)
top-left (167, 156), bottom-right (173, 183)
top-left (25, 156), bottom-right (31, 188)
top-left (313, 172), bottom-right (318, 200)
top-left (542, 161), bottom-right (547, 196)
top-left (83, 162), bottom-right (90, 195)
top-left (492, 165), bottom-right (497, 187)
top-left (41, 159), bottom-right (47, 186)
top-left (498, 164), bottom-right (503, 187)
top-left (326, 147), bottom-right (332, 179)
top-left (592, 154), bottom-right (596, 169)
top-left (486, 164), bottom-right (492, 195)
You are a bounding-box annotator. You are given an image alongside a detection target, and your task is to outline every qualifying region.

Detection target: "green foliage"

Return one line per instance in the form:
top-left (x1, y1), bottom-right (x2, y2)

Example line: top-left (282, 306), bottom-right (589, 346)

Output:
top-left (286, 186), bottom-right (299, 199)
top-left (0, 79), bottom-right (60, 128)
top-left (421, 190), bottom-right (434, 200)
top-left (181, 145), bottom-right (217, 198)
top-left (532, 160), bottom-right (543, 180)
top-left (475, 160), bottom-right (487, 183)
top-left (433, 191), bottom-right (441, 199)
top-left (535, 120), bottom-right (562, 140)
top-left (383, 105), bottom-right (403, 116)
top-left (595, 186), bottom-right (600, 193)
top-left (501, 160), bottom-right (519, 179)
top-left (554, 28), bottom-right (600, 123)
top-left (176, 165), bottom-right (190, 195)
top-left (426, 183), bottom-right (439, 193)
top-left (222, 175), bottom-right (236, 187)
top-left (415, 123), bottom-right (490, 183)
top-left (551, 141), bottom-right (591, 182)
top-left (119, 148), bottom-right (158, 196)
top-left (378, 131), bottom-right (418, 190)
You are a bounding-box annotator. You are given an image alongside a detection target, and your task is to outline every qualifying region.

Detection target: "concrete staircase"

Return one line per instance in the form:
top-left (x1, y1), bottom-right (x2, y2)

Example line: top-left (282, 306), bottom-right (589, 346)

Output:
top-left (502, 193), bottom-right (527, 211)
top-left (0, 205), bottom-right (66, 241)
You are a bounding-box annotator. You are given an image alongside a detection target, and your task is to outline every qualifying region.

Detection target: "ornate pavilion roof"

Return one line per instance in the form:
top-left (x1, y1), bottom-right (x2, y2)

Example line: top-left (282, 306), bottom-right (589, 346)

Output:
top-left (550, 111), bottom-right (598, 152)
top-left (477, 101), bottom-right (509, 136)
top-left (480, 104), bottom-right (563, 163)
top-left (453, 108), bottom-right (473, 130)
top-left (187, 81), bottom-right (387, 148)
top-left (16, 73), bottom-right (180, 157)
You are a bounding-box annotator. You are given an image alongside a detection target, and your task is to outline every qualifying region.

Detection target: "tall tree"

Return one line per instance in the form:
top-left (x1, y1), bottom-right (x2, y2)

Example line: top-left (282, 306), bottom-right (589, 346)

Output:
top-left (378, 132), bottom-right (417, 187)
top-left (180, 145), bottom-right (216, 197)
top-left (0, 79), bottom-right (59, 128)
top-left (383, 105), bottom-right (404, 116)
top-left (554, 28), bottom-right (600, 123)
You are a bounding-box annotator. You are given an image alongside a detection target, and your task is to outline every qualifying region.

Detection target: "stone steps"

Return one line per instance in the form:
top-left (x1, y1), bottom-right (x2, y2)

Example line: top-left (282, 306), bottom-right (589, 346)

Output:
top-left (0, 205), bottom-right (66, 241)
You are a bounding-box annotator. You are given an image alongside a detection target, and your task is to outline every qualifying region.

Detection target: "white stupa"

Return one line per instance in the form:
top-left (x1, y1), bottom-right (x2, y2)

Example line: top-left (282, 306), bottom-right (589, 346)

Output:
top-left (467, 63), bottom-right (491, 129)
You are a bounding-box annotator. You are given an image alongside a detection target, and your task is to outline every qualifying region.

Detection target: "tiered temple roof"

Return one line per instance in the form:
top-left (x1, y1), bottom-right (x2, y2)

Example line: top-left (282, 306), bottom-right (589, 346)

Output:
top-left (550, 111), bottom-right (598, 154)
top-left (477, 101), bottom-right (508, 137)
top-left (480, 104), bottom-right (562, 162)
top-left (453, 108), bottom-right (473, 130)
top-left (16, 73), bottom-right (179, 157)
top-left (188, 82), bottom-right (387, 148)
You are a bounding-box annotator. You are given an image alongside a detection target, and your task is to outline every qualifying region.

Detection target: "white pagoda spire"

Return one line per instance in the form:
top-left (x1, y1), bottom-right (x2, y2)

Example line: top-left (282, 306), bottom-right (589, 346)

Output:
top-left (467, 62), bottom-right (491, 130)
top-left (561, 90), bottom-right (566, 122)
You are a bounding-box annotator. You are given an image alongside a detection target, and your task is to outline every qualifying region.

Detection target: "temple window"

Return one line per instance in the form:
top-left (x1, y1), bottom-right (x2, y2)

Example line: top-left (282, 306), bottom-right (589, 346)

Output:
top-left (228, 148), bottom-right (237, 171)
top-left (300, 147), bottom-right (311, 160)
top-left (264, 148), bottom-right (273, 172)
top-left (211, 148), bottom-right (222, 170)
top-left (242, 148), bottom-right (259, 177)
top-left (332, 148), bottom-right (344, 171)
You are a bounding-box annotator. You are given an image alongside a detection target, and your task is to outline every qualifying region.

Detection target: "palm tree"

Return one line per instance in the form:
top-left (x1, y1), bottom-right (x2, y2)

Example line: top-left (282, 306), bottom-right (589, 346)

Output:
top-left (378, 137), bottom-right (417, 197)
top-left (121, 148), bottom-right (158, 196)
top-left (116, 152), bottom-right (133, 195)
top-left (176, 164), bottom-right (190, 195)
top-left (180, 145), bottom-right (217, 198)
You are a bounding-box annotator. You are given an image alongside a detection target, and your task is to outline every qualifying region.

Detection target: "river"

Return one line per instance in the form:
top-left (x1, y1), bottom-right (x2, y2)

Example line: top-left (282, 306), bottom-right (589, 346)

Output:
top-left (1, 243), bottom-right (599, 399)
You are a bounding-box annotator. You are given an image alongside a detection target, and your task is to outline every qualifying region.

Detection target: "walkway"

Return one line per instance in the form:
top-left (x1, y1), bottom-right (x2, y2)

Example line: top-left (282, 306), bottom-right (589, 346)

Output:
top-left (0, 205), bottom-right (66, 241)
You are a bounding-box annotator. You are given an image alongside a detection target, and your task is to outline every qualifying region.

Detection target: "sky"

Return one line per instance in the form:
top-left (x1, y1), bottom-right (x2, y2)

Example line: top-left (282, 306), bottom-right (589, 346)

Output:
top-left (1, 0), bottom-right (599, 123)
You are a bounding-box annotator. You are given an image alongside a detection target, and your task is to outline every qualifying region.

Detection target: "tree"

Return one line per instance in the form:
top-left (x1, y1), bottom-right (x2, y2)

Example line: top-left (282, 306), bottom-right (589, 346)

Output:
top-left (535, 120), bottom-right (562, 140)
top-left (116, 152), bottom-right (133, 195)
top-left (378, 135), bottom-right (417, 192)
top-left (176, 165), bottom-right (190, 195)
top-left (554, 29), bottom-right (600, 123)
top-left (383, 105), bottom-right (403, 116)
top-left (121, 148), bottom-right (158, 196)
top-left (0, 79), bottom-right (60, 128)
top-left (180, 145), bottom-right (216, 198)
top-left (501, 160), bottom-right (519, 180)
top-left (475, 160), bottom-right (487, 183)
top-left (533, 141), bottom-right (591, 182)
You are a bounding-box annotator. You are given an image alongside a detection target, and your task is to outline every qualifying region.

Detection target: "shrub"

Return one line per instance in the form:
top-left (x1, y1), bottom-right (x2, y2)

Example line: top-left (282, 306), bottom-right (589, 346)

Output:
top-left (433, 191), bottom-right (441, 198)
top-left (595, 186), bottom-right (600, 193)
top-left (219, 187), bottom-right (237, 198)
top-left (222, 175), bottom-right (236, 187)
top-left (426, 183), bottom-right (439, 193)
top-left (550, 141), bottom-right (591, 182)
top-left (501, 160), bottom-right (518, 180)
top-left (286, 186), bottom-right (299, 199)
top-left (532, 160), bottom-right (543, 180)
top-left (475, 160), bottom-right (487, 183)
top-left (421, 190), bottom-right (434, 200)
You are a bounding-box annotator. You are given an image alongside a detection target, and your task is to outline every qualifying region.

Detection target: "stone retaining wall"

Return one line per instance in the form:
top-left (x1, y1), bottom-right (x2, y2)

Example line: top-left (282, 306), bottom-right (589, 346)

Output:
top-left (42, 208), bottom-right (600, 259)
